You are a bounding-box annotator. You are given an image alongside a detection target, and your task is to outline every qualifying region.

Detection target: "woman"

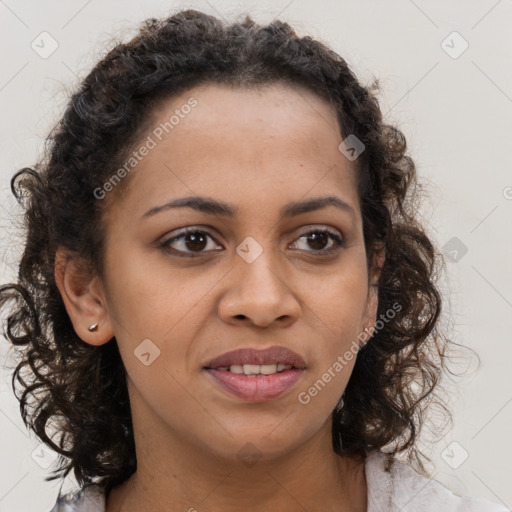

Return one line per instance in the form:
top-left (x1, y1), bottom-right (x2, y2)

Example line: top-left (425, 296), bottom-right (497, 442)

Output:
top-left (0, 9), bottom-right (507, 512)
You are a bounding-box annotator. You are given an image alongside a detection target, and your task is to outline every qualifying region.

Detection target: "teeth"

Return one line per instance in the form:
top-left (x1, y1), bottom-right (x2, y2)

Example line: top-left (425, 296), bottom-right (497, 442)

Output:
top-left (260, 364), bottom-right (279, 375)
top-left (245, 364), bottom-right (275, 375)
top-left (219, 363), bottom-right (293, 375)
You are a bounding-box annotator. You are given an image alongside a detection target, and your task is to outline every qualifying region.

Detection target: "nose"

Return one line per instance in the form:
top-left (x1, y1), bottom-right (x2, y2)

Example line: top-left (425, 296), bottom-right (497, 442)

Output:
top-left (217, 249), bottom-right (301, 328)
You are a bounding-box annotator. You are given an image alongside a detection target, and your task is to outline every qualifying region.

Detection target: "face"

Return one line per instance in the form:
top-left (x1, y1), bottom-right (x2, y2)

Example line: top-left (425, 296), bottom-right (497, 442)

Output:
top-left (85, 82), bottom-right (381, 462)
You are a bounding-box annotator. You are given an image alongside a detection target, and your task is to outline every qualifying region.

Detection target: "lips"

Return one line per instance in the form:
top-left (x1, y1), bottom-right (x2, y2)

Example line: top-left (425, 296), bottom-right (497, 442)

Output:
top-left (203, 346), bottom-right (307, 401)
top-left (204, 345), bottom-right (307, 370)
top-left (205, 367), bottom-right (305, 401)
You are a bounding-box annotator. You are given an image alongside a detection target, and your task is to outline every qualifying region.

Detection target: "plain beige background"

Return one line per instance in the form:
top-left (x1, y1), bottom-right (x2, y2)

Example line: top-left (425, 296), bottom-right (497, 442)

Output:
top-left (0, 1), bottom-right (511, 511)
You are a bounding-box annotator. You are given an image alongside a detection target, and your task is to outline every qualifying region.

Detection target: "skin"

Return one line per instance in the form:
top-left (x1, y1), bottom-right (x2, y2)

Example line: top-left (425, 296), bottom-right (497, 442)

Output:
top-left (55, 81), bottom-right (385, 512)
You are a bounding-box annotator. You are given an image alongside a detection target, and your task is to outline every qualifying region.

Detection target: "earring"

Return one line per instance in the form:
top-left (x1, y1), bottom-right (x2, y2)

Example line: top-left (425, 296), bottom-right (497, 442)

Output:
top-left (88, 323), bottom-right (98, 332)
top-left (334, 395), bottom-right (345, 413)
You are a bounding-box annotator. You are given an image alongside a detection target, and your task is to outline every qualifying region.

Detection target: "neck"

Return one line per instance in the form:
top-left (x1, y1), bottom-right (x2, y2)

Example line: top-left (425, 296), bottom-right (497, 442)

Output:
top-left (106, 387), bottom-right (367, 512)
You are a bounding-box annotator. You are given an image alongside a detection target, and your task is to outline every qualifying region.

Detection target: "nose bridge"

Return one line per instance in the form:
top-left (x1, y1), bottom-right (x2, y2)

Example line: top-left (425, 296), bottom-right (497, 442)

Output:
top-left (235, 234), bottom-right (288, 296)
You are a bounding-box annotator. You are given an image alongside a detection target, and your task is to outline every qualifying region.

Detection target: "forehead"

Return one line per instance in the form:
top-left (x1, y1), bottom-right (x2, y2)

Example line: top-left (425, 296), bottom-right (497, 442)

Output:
top-left (144, 81), bottom-right (343, 157)
top-left (104, 81), bottom-right (359, 220)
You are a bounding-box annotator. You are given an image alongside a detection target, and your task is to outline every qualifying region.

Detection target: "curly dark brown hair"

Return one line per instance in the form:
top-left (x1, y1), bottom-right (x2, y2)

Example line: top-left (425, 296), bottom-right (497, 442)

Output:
top-left (0, 8), bottom-right (467, 500)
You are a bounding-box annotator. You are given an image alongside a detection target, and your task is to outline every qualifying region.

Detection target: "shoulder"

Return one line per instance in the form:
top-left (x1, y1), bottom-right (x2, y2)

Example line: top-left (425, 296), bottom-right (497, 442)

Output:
top-left (364, 450), bottom-right (510, 512)
top-left (47, 484), bottom-right (106, 512)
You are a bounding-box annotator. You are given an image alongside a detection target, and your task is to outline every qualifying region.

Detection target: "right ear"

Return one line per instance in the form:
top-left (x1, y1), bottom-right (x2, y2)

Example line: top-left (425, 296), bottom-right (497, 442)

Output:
top-left (54, 247), bottom-right (114, 346)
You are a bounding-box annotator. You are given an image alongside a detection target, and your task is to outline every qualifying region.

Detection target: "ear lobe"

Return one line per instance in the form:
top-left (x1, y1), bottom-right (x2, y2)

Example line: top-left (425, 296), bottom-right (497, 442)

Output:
top-left (359, 242), bottom-right (386, 348)
top-left (54, 247), bottom-right (114, 346)
top-left (370, 242), bottom-right (386, 287)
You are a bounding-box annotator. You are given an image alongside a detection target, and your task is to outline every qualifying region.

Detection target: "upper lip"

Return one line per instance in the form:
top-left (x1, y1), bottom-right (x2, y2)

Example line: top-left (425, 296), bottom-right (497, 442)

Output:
top-left (204, 345), bottom-right (307, 369)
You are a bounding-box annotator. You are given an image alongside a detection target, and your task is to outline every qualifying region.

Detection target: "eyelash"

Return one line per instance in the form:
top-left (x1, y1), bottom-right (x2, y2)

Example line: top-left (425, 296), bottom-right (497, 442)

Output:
top-left (159, 226), bottom-right (345, 258)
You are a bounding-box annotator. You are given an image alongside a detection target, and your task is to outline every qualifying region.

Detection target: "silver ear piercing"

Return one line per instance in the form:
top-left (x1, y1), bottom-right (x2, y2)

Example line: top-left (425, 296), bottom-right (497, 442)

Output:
top-left (88, 323), bottom-right (99, 332)
top-left (335, 395), bottom-right (345, 413)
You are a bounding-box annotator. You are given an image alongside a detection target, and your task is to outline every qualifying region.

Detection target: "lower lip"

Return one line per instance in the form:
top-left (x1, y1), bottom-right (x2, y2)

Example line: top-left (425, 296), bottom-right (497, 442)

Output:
top-left (204, 368), bottom-right (305, 401)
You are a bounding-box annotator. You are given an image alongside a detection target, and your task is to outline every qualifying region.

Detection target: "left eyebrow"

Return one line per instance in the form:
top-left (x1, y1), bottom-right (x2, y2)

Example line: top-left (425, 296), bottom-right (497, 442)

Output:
top-left (141, 195), bottom-right (357, 221)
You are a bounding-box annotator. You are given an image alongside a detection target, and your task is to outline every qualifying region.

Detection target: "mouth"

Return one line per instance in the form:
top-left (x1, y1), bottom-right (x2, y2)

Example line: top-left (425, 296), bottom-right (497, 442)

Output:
top-left (207, 362), bottom-right (299, 375)
top-left (203, 346), bottom-right (306, 401)
top-left (204, 345), bottom-right (306, 371)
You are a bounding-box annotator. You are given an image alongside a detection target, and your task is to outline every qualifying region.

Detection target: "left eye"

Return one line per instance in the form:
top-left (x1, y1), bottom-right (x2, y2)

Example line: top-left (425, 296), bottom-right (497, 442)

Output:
top-left (292, 229), bottom-right (345, 253)
top-left (159, 227), bottom-right (345, 256)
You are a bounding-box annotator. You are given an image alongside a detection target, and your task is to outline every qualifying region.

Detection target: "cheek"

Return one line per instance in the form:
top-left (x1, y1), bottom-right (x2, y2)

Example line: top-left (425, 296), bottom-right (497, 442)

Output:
top-left (103, 245), bottom-right (203, 335)
top-left (302, 261), bottom-right (368, 392)
top-left (308, 263), bottom-right (369, 337)
top-left (103, 248), bottom-right (216, 378)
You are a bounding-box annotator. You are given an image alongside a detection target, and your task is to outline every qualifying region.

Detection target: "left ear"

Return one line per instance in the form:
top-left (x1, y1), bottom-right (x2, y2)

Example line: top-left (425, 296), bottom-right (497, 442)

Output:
top-left (360, 241), bottom-right (386, 347)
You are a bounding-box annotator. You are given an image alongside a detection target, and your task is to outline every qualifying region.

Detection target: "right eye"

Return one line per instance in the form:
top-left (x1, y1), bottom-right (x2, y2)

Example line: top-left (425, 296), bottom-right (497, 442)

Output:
top-left (159, 227), bottom-right (223, 257)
